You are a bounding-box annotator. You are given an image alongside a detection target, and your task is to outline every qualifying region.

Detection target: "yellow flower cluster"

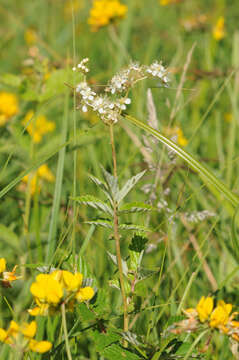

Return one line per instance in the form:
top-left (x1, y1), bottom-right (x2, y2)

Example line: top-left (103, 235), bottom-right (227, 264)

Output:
top-left (213, 16), bottom-right (225, 41)
top-left (88, 0), bottom-right (127, 31)
top-left (22, 110), bottom-right (55, 143)
top-left (28, 270), bottom-right (94, 316)
top-left (21, 164), bottom-right (55, 195)
top-left (0, 320), bottom-right (52, 354)
top-left (0, 92), bottom-right (19, 126)
top-left (183, 296), bottom-right (239, 342)
top-left (0, 258), bottom-right (20, 288)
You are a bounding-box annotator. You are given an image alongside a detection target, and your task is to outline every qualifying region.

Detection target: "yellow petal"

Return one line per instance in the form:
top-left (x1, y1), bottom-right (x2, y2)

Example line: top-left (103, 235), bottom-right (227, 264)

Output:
top-left (0, 258), bottom-right (6, 273)
top-left (21, 321), bottom-right (37, 338)
top-left (76, 287), bottom-right (94, 302)
top-left (29, 339), bottom-right (52, 353)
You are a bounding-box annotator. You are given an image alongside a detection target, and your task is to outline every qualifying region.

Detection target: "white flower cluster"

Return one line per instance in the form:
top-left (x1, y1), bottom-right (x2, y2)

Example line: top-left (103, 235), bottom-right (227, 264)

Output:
top-left (146, 61), bottom-right (169, 84)
top-left (72, 58), bottom-right (89, 73)
top-left (76, 81), bottom-right (131, 124)
top-left (106, 61), bottom-right (169, 94)
top-left (74, 59), bottom-right (169, 125)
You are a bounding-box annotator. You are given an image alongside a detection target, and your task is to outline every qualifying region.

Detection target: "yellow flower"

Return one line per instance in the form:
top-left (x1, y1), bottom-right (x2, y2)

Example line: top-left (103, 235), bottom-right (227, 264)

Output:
top-left (0, 92), bottom-right (19, 126)
top-left (164, 126), bottom-right (188, 147)
top-left (30, 273), bottom-right (63, 305)
top-left (213, 16), bottom-right (225, 41)
top-left (0, 258), bottom-right (6, 273)
top-left (88, 0), bottom-right (127, 31)
top-left (0, 260), bottom-right (20, 288)
top-left (76, 286), bottom-right (95, 302)
top-left (210, 300), bottom-right (232, 328)
top-left (24, 28), bottom-right (37, 46)
top-left (224, 112), bottom-right (232, 123)
top-left (196, 296), bottom-right (214, 322)
top-left (21, 164), bottom-right (55, 195)
top-left (22, 110), bottom-right (55, 143)
top-left (29, 339), bottom-right (52, 353)
top-left (0, 320), bottom-right (52, 353)
top-left (29, 269), bottom-right (94, 315)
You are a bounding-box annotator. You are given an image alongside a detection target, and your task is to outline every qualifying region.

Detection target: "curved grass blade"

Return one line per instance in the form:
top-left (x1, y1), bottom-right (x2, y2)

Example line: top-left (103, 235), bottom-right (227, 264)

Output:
top-left (124, 114), bottom-right (239, 209)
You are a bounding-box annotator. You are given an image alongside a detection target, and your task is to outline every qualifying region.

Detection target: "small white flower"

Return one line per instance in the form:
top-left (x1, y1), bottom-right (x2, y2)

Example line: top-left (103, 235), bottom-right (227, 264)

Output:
top-left (125, 98), bottom-right (131, 104)
top-left (82, 105), bottom-right (88, 112)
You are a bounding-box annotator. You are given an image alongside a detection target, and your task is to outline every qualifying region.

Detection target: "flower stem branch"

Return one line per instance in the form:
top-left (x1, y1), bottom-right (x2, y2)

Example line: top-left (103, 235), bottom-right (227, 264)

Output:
top-left (109, 124), bottom-right (129, 336)
top-left (61, 302), bottom-right (72, 360)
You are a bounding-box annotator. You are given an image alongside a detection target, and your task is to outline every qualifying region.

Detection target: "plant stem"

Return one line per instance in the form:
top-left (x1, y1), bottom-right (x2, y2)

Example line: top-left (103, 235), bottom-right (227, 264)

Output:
top-left (61, 303), bottom-right (72, 360)
top-left (109, 124), bottom-right (129, 335)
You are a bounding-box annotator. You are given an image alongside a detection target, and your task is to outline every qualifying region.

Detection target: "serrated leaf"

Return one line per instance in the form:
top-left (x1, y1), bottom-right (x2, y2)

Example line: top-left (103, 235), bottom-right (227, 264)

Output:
top-left (101, 166), bottom-right (119, 200)
top-left (101, 344), bottom-right (142, 360)
top-left (77, 303), bottom-right (96, 322)
top-left (85, 219), bottom-right (113, 229)
top-left (92, 289), bottom-right (110, 316)
top-left (119, 224), bottom-right (151, 232)
top-left (107, 251), bottom-right (128, 276)
top-left (118, 202), bottom-right (153, 214)
top-left (89, 174), bottom-right (113, 204)
top-left (72, 195), bottom-right (113, 216)
top-left (91, 329), bottom-right (121, 352)
top-left (115, 170), bottom-right (146, 204)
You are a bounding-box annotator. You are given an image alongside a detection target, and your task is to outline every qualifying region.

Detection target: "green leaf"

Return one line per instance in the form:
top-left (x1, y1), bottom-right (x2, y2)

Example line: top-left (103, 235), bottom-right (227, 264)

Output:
top-left (175, 342), bottom-right (192, 356)
top-left (119, 224), bottom-right (151, 232)
top-left (72, 195), bottom-right (113, 216)
top-left (101, 166), bottom-right (119, 200)
top-left (124, 114), bottom-right (239, 210)
top-left (90, 329), bottom-right (121, 352)
top-left (116, 170), bottom-right (146, 204)
top-left (85, 219), bottom-right (113, 229)
top-left (118, 202), bottom-right (153, 214)
top-left (107, 251), bottom-right (128, 276)
top-left (101, 344), bottom-right (142, 360)
top-left (89, 174), bottom-right (113, 204)
top-left (1, 73), bottom-right (22, 87)
top-left (77, 303), bottom-right (96, 322)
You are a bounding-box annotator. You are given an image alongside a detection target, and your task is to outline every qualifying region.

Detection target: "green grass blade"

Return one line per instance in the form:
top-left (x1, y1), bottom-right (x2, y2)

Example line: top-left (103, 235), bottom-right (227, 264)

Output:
top-left (46, 89), bottom-right (69, 264)
top-left (124, 114), bottom-right (239, 209)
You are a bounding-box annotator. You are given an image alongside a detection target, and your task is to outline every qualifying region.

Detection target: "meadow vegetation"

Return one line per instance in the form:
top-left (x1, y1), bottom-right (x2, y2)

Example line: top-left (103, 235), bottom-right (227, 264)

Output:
top-left (0, 0), bottom-right (239, 359)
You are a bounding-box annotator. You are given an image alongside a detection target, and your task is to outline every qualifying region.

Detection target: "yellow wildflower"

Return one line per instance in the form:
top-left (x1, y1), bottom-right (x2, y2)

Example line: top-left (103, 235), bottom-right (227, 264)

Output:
top-left (24, 28), bottom-right (37, 46)
top-left (76, 286), bottom-right (95, 302)
top-left (196, 296), bottom-right (214, 322)
top-left (0, 92), bottom-right (19, 126)
top-left (29, 339), bottom-right (52, 353)
top-left (29, 269), bottom-right (94, 316)
top-left (210, 300), bottom-right (232, 328)
top-left (213, 16), bottom-right (225, 41)
top-left (224, 112), bottom-right (232, 123)
top-left (0, 259), bottom-right (20, 288)
top-left (88, 0), bottom-right (127, 31)
top-left (22, 110), bottom-right (55, 143)
top-left (21, 164), bottom-right (55, 195)
top-left (0, 320), bottom-right (52, 354)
